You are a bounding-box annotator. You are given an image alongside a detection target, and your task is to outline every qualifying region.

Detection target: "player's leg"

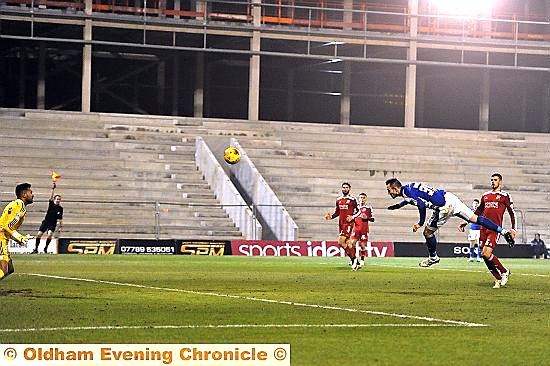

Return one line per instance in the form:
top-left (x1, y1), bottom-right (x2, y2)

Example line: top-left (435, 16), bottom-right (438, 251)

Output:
top-left (339, 234), bottom-right (354, 266)
top-left (0, 261), bottom-right (8, 280)
top-left (482, 231), bottom-right (510, 286)
top-left (33, 230), bottom-right (45, 254)
top-left (450, 194), bottom-right (514, 246)
top-left (419, 226), bottom-right (440, 267)
top-left (480, 231), bottom-right (509, 287)
top-left (468, 213), bottom-right (514, 246)
top-left (481, 245), bottom-right (501, 288)
top-left (468, 239), bottom-right (476, 261)
top-left (0, 241), bottom-right (11, 280)
top-left (345, 237), bottom-right (359, 270)
top-left (43, 229), bottom-right (54, 253)
top-left (7, 260), bottom-right (14, 275)
top-left (474, 231), bottom-right (482, 261)
top-left (341, 224), bottom-right (358, 269)
top-left (419, 209), bottom-right (442, 267)
top-left (357, 237), bottom-right (367, 269)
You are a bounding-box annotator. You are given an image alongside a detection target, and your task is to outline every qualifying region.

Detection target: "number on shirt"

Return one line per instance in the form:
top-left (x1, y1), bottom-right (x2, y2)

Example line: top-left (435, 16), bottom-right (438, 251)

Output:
top-left (413, 183), bottom-right (436, 196)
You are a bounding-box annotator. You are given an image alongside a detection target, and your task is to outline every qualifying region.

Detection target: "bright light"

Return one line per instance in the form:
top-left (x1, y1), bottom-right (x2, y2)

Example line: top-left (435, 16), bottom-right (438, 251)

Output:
top-left (431, 0), bottom-right (494, 16)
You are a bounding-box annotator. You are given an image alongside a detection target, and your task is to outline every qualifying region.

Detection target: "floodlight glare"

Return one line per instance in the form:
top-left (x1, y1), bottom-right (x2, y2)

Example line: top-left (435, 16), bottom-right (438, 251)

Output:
top-left (431, 0), bottom-right (495, 16)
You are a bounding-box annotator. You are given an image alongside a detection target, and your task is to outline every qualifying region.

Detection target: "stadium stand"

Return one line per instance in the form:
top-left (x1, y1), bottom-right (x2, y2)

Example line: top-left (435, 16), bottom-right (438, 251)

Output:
top-left (1, 109), bottom-right (548, 243)
top-left (0, 109), bottom-right (244, 240)
top-left (199, 118), bottom-right (550, 243)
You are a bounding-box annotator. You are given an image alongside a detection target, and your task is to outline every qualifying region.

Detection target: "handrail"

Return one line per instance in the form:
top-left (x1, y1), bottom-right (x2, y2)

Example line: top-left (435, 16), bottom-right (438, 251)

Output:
top-left (2, 0), bottom-right (549, 42)
top-left (195, 136), bottom-right (262, 240)
top-left (230, 138), bottom-right (298, 241)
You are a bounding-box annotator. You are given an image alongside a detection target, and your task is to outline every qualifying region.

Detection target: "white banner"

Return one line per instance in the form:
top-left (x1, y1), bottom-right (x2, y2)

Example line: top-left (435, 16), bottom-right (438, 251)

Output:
top-left (1, 344), bottom-right (290, 366)
top-left (8, 239), bottom-right (58, 254)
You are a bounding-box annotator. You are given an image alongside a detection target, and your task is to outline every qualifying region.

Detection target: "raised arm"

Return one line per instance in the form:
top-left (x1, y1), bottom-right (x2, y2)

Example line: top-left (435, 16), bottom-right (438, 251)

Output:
top-left (49, 183), bottom-right (57, 201)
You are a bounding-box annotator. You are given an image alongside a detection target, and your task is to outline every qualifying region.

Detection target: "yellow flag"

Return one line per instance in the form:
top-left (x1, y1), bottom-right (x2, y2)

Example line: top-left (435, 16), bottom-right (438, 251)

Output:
top-left (51, 170), bottom-right (62, 182)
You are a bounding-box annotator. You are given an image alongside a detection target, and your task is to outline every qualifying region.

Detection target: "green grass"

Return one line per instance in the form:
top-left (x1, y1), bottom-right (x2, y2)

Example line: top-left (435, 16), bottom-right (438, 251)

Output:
top-left (1, 255), bottom-right (550, 365)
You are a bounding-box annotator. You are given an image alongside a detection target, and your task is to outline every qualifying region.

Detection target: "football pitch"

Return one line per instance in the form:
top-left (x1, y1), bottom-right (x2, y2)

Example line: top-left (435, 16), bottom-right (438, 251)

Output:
top-left (2, 255), bottom-right (549, 365)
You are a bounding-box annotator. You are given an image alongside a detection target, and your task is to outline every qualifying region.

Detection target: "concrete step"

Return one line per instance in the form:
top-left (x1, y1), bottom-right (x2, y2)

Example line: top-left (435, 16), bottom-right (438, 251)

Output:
top-left (0, 137), bottom-right (195, 154)
top-left (0, 177), bottom-right (207, 191)
top-left (1, 156), bottom-right (196, 172)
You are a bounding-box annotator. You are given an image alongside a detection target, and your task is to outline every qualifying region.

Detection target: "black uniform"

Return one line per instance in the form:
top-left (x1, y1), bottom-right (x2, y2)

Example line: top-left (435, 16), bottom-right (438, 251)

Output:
top-left (39, 200), bottom-right (63, 232)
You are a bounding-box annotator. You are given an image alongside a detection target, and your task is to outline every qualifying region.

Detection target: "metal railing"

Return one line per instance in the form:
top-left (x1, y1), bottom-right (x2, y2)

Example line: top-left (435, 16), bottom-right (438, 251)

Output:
top-left (5, 197), bottom-right (546, 243)
top-left (195, 136), bottom-right (262, 240)
top-left (3, 0), bottom-right (549, 42)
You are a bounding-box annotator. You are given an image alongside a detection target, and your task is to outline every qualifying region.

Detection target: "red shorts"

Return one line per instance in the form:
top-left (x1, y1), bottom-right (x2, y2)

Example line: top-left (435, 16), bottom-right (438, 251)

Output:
top-left (480, 228), bottom-right (499, 249)
top-left (351, 228), bottom-right (369, 242)
top-left (339, 223), bottom-right (354, 238)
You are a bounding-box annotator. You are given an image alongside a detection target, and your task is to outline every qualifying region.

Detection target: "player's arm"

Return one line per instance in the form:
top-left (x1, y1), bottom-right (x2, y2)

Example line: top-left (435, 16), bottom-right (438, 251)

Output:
top-left (0, 202), bottom-right (31, 243)
top-left (387, 201), bottom-right (409, 210)
top-left (404, 189), bottom-right (427, 226)
top-left (49, 182), bottom-right (57, 201)
top-left (352, 210), bottom-right (361, 222)
top-left (474, 198), bottom-right (485, 216)
top-left (325, 202), bottom-right (339, 220)
top-left (367, 207), bottom-right (375, 222)
top-left (505, 195), bottom-right (517, 233)
top-left (415, 200), bottom-right (427, 227)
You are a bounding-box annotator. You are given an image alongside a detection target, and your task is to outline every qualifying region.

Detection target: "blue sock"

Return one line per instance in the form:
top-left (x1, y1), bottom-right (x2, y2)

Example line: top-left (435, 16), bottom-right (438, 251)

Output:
top-left (469, 247), bottom-right (475, 258)
top-left (426, 235), bottom-right (438, 257)
top-left (476, 246), bottom-right (481, 259)
top-left (476, 216), bottom-right (503, 233)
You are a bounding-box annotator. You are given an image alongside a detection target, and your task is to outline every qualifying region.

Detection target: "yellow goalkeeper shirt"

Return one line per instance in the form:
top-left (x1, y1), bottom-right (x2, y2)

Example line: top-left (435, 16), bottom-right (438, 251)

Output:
top-left (0, 199), bottom-right (27, 243)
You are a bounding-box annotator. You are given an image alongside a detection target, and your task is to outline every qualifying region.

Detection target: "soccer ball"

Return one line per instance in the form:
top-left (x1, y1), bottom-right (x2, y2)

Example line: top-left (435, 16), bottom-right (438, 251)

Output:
top-left (223, 147), bottom-right (241, 165)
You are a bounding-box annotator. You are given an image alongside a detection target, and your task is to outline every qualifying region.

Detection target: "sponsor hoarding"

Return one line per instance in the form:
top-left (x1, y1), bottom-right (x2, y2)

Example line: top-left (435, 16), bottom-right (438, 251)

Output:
top-left (394, 242), bottom-right (533, 258)
top-left (176, 240), bottom-right (231, 256)
top-left (231, 240), bottom-right (394, 257)
top-left (8, 238), bottom-right (57, 254)
top-left (117, 239), bottom-right (176, 255)
top-left (58, 239), bottom-right (117, 255)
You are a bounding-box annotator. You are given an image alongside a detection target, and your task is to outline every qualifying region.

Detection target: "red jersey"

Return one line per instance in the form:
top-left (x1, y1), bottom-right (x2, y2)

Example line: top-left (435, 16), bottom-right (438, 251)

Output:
top-left (352, 205), bottom-right (374, 233)
top-left (331, 195), bottom-right (358, 229)
top-left (474, 190), bottom-right (516, 229)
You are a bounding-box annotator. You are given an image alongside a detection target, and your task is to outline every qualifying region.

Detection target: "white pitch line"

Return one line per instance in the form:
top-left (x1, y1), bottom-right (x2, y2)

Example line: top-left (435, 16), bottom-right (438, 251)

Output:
top-left (369, 263), bottom-right (549, 277)
top-left (20, 273), bottom-right (486, 327)
top-left (0, 323), bottom-right (472, 333)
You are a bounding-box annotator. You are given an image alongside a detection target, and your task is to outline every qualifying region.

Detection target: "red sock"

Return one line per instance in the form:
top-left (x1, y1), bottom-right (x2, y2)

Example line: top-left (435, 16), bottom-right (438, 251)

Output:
top-left (490, 269), bottom-right (502, 280)
top-left (483, 257), bottom-right (502, 280)
top-left (489, 254), bottom-right (507, 274)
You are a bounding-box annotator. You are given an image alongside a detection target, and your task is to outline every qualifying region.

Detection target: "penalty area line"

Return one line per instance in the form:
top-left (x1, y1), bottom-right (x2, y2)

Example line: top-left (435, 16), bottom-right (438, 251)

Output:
top-left (19, 273), bottom-right (487, 328)
top-left (0, 323), bottom-right (475, 333)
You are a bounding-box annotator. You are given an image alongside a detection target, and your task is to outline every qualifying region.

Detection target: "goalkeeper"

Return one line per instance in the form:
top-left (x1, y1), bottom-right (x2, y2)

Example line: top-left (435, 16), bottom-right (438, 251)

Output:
top-left (0, 183), bottom-right (34, 281)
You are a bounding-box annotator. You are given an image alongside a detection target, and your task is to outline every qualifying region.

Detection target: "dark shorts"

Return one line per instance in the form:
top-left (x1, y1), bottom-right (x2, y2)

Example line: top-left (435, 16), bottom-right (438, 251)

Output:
top-left (39, 220), bottom-right (57, 233)
top-left (480, 228), bottom-right (499, 249)
top-left (339, 223), bottom-right (354, 239)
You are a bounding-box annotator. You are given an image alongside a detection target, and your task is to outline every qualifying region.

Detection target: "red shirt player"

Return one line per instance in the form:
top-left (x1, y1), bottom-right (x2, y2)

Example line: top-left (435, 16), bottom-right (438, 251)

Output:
top-left (463, 173), bottom-right (516, 288)
top-left (349, 193), bottom-right (374, 269)
top-left (325, 182), bottom-right (358, 270)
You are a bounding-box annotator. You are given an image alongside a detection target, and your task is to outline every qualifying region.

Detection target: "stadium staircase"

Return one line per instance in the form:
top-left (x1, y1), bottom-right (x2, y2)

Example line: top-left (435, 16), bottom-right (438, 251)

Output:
top-left (1, 109), bottom-right (548, 243)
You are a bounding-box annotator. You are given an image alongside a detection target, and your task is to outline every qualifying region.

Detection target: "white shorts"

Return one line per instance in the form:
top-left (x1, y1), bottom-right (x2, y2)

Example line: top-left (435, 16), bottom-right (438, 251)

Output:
top-left (468, 229), bottom-right (480, 242)
top-left (426, 192), bottom-right (474, 231)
